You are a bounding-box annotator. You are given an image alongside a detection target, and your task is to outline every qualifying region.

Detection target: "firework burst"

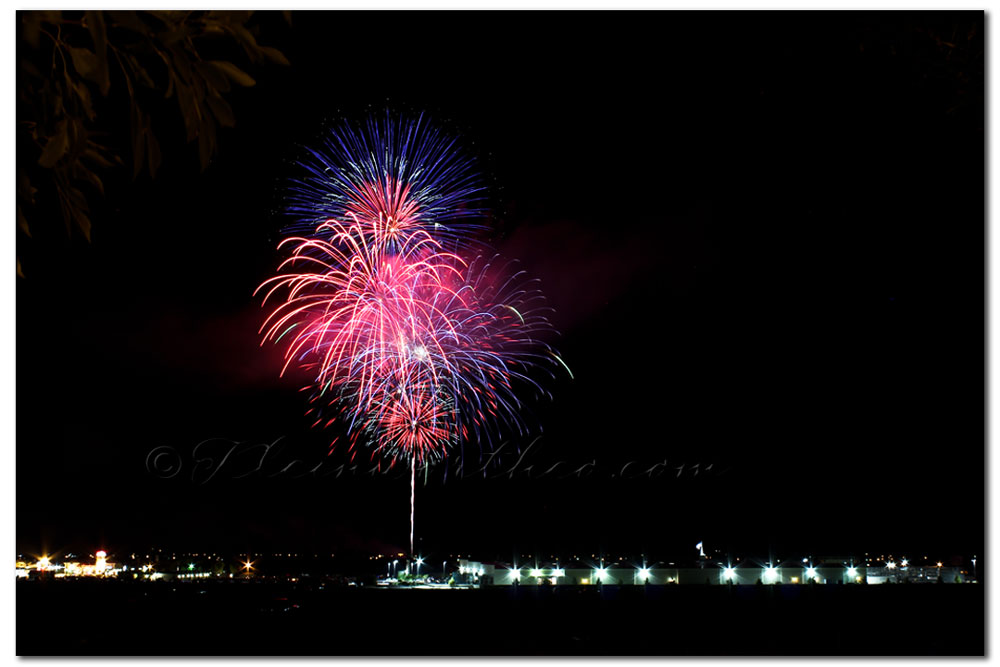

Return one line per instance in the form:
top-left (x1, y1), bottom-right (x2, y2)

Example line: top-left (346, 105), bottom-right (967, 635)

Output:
top-left (256, 216), bottom-right (464, 408)
top-left (259, 113), bottom-right (568, 559)
top-left (285, 111), bottom-right (488, 253)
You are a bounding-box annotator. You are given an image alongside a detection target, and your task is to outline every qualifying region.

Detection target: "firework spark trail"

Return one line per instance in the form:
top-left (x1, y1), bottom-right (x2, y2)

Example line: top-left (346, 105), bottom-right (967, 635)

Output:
top-left (413, 255), bottom-right (566, 450)
top-left (256, 216), bottom-right (467, 414)
top-left (410, 451), bottom-right (416, 562)
top-left (259, 113), bottom-right (570, 561)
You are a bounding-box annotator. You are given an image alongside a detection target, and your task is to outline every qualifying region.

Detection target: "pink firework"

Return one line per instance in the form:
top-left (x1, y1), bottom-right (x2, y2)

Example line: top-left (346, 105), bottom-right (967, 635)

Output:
top-left (367, 380), bottom-right (455, 465)
top-left (256, 215), bottom-right (466, 416)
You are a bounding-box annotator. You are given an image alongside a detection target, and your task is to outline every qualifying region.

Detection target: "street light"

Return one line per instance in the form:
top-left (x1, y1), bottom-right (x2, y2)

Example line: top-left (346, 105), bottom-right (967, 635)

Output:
top-left (723, 566), bottom-right (736, 581)
top-left (415, 556), bottom-right (424, 576)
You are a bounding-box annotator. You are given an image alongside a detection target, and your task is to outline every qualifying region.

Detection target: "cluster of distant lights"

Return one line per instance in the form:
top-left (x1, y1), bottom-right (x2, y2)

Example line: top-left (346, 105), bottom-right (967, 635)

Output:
top-left (16, 551), bottom-right (122, 578)
top-left (504, 559), bottom-right (928, 584)
top-left (17, 551), bottom-right (266, 580)
top-left (19, 550), bottom-right (951, 585)
top-left (719, 560), bottom-right (911, 583)
top-left (506, 567), bottom-right (568, 580)
top-left (460, 565), bottom-right (488, 577)
top-left (507, 566), bottom-right (650, 582)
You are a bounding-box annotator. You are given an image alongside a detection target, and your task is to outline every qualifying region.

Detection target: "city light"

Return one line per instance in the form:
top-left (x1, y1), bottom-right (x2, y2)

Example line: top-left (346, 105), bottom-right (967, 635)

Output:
top-left (95, 551), bottom-right (108, 575)
top-left (12, 548), bottom-right (971, 589)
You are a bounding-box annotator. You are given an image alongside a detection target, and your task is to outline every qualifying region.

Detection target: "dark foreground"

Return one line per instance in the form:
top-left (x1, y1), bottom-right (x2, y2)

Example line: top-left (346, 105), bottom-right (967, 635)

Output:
top-left (17, 579), bottom-right (984, 656)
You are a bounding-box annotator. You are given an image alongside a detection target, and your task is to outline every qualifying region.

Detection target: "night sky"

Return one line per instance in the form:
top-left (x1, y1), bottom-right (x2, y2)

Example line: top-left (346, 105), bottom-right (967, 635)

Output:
top-left (17, 11), bottom-right (984, 566)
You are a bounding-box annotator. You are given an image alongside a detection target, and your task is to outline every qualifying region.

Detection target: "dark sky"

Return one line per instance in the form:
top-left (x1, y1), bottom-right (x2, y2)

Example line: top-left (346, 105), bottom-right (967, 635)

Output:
top-left (17, 11), bottom-right (984, 566)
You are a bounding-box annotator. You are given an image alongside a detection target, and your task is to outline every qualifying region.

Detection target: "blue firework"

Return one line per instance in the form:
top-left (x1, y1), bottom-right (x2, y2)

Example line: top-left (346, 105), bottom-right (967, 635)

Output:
top-left (285, 111), bottom-right (488, 254)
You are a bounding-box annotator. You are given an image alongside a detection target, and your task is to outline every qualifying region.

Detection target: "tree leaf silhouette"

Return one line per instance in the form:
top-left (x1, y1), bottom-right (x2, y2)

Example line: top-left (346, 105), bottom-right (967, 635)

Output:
top-left (18, 10), bottom-right (289, 276)
top-left (208, 60), bottom-right (256, 87)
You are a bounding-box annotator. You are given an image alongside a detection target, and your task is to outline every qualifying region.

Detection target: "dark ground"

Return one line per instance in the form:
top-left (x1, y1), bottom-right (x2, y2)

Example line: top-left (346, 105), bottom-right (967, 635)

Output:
top-left (17, 579), bottom-right (984, 656)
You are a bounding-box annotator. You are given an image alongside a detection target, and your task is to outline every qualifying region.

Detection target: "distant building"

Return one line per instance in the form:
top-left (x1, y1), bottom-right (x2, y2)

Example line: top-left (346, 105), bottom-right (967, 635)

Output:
top-left (457, 558), bottom-right (967, 587)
